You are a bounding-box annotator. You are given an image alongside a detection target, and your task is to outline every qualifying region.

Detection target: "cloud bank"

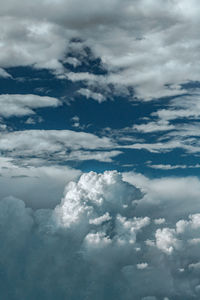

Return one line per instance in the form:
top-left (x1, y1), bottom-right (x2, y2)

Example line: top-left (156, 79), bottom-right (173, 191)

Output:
top-left (1, 170), bottom-right (200, 299)
top-left (1, 0), bottom-right (200, 100)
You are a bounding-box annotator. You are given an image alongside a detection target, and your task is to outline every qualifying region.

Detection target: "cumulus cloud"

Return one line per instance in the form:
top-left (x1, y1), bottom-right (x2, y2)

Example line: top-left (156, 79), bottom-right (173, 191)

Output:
top-left (1, 170), bottom-right (200, 299)
top-left (155, 227), bottom-right (180, 254)
top-left (0, 170), bottom-right (149, 299)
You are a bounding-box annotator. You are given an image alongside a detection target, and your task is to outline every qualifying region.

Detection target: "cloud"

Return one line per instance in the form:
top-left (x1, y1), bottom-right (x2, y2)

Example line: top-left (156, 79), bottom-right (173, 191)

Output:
top-left (0, 94), bottom-right (61, 118)
top-left (77, 88), bottom-right (106, 103)
top-left (0, 157), bottom-right (81, 208)
top-left (147, 163), bottom-right (200, 170)
top-left (133, 120), bottom-right (174, 133)
top-left (1, 0), bottom-right (200, 99)
top-left (124, 140), bottom-right (182, 153)
top-left (25, 116), bottom-right (44, 125)
top-left (123, 135), bottom-right (200, 155)
top-left (123, 171), bottom-right (200, 220)
top-left (154, 218), bottom-right (165, 225)
top-left (128, 92), bottom-right (200, 155)
top-left (136, 262), bottom-right (148, 270)
top-left (1, 170), bottom-right (200, 299)
top-left (0, 170), bottom-right (150, 299)
top-left (0, 67), bottom-right (12, 78)
top-left (0, 129), bottom-right (120, 163)
top-left (155, 227), bottom-right (180, 254)
top-left (71, 115), bottom-right (81, 128)
top-left (0, 128), bottom-right (124, 205)
top-left (153, 92), bottom-right (200, 121)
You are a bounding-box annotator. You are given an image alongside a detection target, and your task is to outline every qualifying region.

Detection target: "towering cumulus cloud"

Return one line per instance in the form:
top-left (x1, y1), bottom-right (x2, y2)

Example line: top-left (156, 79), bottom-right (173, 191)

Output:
top-left (1, 171), bottom-right (200, 299)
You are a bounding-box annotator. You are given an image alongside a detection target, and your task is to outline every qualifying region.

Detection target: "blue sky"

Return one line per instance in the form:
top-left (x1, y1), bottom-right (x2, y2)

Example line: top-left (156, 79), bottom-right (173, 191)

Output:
top-left (1, 1), bottom-right (200, 299)
top-left (1, 62), bottom-right (200, 179)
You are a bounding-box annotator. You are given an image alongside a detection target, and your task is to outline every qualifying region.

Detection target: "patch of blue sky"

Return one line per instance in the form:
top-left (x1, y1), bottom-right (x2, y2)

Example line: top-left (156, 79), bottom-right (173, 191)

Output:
top-left (1, 50), bottom-right (200, 179)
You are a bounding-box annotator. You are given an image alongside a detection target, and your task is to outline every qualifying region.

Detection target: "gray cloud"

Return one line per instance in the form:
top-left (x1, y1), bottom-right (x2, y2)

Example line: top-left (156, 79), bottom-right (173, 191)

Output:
top-left (1, 170), bottom-right (200, 299)
top-left (124, 171), bottom-right (200, 221)
top-left (0, 0), bottom-right (200, 99)
top-left (0, 157), bottom-right (81, 208)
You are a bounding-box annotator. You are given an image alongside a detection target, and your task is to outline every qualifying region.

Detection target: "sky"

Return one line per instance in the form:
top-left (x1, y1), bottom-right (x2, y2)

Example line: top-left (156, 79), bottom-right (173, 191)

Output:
top-left (1, 1), bottom-right (200, 299)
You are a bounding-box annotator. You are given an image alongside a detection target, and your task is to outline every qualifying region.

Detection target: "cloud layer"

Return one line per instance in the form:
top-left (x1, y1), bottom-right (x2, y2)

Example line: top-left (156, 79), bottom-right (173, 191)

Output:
top-left (1, 170), bottom-right (200, 299)
top-left (1, 0), bottom-right (200, 99)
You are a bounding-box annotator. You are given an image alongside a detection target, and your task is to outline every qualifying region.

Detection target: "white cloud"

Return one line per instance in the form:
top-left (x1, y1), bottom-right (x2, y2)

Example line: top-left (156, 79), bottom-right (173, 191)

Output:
top-left (123, 140), bottom-right (182, 153)
top-left (25, 116), bottom-right (43, 125)
top-left (176, 214), bottom-right (200, 234)
top-left (147, 163), bottom-right (200, 170)
top-left (77, 88), bottom-right (106, 103)
top-left (69, 150), bottom-right (122, 162)
top-left (123, 137), bottom-right (200, 154)
top-left (155, 227), bottom-right (180, 254)
top-left (89, 212), bottom-right (111, 225)
top-left (137, 262), bottom-right (148, 270)
top-left (0, 68), bottom-right (12, 78)
top-left (0, 94), bottom-right (61, 118)
top-left (153, 93), bottom-right (200, 121)
top-left (128, 92), bottom-right (200, 155)
top-left (0, 129), bottom-right (122, 206)
top-left (133, 121), bottom-right (174, 133)
top-left (123, 171), bottom-right (200, 220)
top-left (71, 115), bottom-right (80, 128)
top-left (0, 0), bottom-right (200, 99)
top-left (115, 214), bottom-right (150, 245)
top-left (0, 129), bottom-right (119, 163)
top-left (84, 231), bottom-right (112, 250)
top-left (154, 218), bottom-right (165, 225)
top-left (1, 170), bottom-right (200, 299)
top-left (54, 171), bottom-right (143, 231)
